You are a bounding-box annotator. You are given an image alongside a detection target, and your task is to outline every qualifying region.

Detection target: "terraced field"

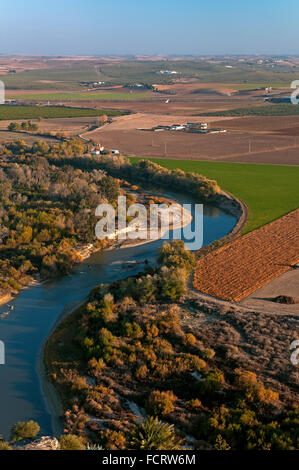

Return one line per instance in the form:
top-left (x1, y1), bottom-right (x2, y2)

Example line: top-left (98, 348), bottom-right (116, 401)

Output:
top-left (193, 209), bottom-right (299, 301)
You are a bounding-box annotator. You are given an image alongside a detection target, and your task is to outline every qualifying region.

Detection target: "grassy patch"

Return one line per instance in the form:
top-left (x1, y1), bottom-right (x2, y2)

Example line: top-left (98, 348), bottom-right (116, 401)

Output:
top-left (0, 105), bottom-right (125, 120)
top-left (224, 83), bottom-right (288, 91)
top-left (130, 158), bottom-right (299, 233)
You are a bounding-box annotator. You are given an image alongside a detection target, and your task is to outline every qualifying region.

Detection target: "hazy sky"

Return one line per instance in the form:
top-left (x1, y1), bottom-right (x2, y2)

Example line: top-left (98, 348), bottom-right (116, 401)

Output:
top-left (0, 0), bottom-right (298, 55)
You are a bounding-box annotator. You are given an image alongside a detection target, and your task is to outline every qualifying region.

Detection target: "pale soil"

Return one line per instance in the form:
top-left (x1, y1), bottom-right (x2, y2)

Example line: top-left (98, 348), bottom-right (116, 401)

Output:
top-left (216, 116), bottom-right (299, 132)
top-left (240, 268), bottom-right (299, 315)
top-left (0, 130), bottom-right (56, 144)
top-left (0, 293), bottom-right (12, 307)
top-left (49, 94), bottom-right (263, 115)
top-left (84, 112), bottom-right (234, 132)
top-left (84, 115), bottom-right (299, 165)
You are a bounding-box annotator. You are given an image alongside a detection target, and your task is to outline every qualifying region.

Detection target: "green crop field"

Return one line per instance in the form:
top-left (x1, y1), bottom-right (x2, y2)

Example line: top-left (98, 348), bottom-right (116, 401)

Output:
top-left (8, 92), bottom-right (152, 101)
top-left (3, 60), bottom-right (298, 91)
top-left (0, 105), bottom-right (125, 120)
top-left (197, 104), bottom-right (299, 116)
top-left (225, 83), bottom-right (288, 90)
top-left (2, 65), bottom-right (101, 90)
top-left (97, 61), bottom-right (299, 85)
top-left (130, 158), bottom-right (299, 233)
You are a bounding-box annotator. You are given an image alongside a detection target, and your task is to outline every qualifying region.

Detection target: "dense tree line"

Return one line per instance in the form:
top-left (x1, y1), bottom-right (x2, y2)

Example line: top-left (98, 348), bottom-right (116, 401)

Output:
top-left (8, 121), bottom-right (39, 132)
top-left (48, 153), bottom-right (221, 203)
top-left (0, 146), bottom-right (119, 298)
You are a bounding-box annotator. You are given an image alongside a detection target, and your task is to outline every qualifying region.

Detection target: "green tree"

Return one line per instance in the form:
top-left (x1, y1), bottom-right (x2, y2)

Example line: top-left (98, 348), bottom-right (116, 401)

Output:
top-left (8, 122), bottom-right (21, 132)
top-left (11, 420), bottom-right (40, 442)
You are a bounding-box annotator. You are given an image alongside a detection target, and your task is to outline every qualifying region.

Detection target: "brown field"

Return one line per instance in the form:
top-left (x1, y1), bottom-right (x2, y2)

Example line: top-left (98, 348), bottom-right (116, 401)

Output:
top-left (84, 93), bottom-right (265, 115)
top-left (1, 59), bottom-right (298, 166)
top-left (193, 209), bottom-right (299, 302)
top-left (215, 116), bottom-right (299, 133)
top-left (0, 130), bottom-right (56, 144)
top-left (85, 113), bottom-right (299, 165)
top-left (0, 117), bottom-right (99, 140)
top-left (154, 82), bottom-right (239, 94)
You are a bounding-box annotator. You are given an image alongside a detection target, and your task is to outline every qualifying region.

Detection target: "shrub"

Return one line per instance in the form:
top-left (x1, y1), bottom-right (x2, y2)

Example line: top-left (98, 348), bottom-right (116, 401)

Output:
top-left (200, 369), bottom-right (225, 394)
top-left (190, 356), bottom-right (207, 371)
top-left (0, 440), bottom-right (12, 450)
top-left (104, 429), bottom-right (126, 450)
top-left (59, 434), bottom-right (85, 450)
top-left (131, 416), bottom-right (184, 450)
top-left (159, 270), bottom-right (185, 301)
top-left (203, 348), bottom-right (215, 359)
top-left (158, 240), bottom-right (195, 272)
top-left (186, 398), bottom-right (204, 411)
top-left (146, 390), bottom-right (177, 416)
top-left (11, 420), bottom-right (40, 441)
top-left (123, 321), bottom-right (143, 339)
top-left (235, 369), bottom-right (279, 404)
top-left (98, 328), bottom-right (116, 347)
top-left (135, 364), bottom-right (148, 381)
top-left (136, 277), bottom-right (157, 304)
top-left (88, 357), bottom-right (106, 372)
top-left (183, 333), bottom-right (197, 346)
top-left (214, 434), bottom-right (231, 450)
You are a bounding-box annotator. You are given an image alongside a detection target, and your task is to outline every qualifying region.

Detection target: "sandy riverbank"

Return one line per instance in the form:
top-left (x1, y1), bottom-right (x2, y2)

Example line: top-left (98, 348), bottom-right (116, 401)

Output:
top-left (0, 293), bottom-right (13, 307)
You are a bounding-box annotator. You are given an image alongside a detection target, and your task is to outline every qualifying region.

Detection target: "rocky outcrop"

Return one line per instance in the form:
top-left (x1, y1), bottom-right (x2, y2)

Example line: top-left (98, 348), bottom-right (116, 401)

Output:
top-left (13, 436), bottom-right (60, 450)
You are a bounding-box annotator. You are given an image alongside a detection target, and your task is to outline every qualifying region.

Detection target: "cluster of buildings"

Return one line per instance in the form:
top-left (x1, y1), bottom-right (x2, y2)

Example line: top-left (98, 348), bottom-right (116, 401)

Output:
top-left (80, 81), bottom-right (105, 87)
top-left (124, 83), bottom-right (147, 89)
top-left (91, 145), bottom-right (119, 156)
top-left (159, 70), bottom-right (178, 75)
top-left (148, 122), bottom-right (227, 134)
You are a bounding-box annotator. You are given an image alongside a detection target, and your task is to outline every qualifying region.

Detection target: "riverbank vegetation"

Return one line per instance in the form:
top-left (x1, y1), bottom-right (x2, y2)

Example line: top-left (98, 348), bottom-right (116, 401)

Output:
top-left (0, 140), bottom-right (221, 301)
top-left (45, 240), bottom-right (299, 450)
top-left (48, 154), bottom-right (222, 204)
top-left (0, 142), bottom-right (119, 300)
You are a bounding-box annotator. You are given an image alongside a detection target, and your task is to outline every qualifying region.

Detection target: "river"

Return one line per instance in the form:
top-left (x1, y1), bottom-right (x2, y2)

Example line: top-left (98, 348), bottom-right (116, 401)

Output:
top-left (0, 193), bottom-right (237, 438)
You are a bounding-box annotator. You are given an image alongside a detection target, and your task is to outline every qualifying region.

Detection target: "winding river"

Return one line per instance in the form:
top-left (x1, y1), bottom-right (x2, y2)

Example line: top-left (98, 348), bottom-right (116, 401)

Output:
top-left (0, 193), bottom-right (237, 438)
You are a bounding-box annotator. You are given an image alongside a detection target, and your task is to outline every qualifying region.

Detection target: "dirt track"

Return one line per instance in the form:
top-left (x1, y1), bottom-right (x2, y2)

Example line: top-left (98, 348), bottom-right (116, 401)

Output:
top-left (240, 268), bottom-right (299, 315)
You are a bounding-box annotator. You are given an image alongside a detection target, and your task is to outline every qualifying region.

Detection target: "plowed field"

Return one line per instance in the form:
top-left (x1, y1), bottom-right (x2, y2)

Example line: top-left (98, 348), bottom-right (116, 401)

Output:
top-left (193, 209), bottom-right (299, 301)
